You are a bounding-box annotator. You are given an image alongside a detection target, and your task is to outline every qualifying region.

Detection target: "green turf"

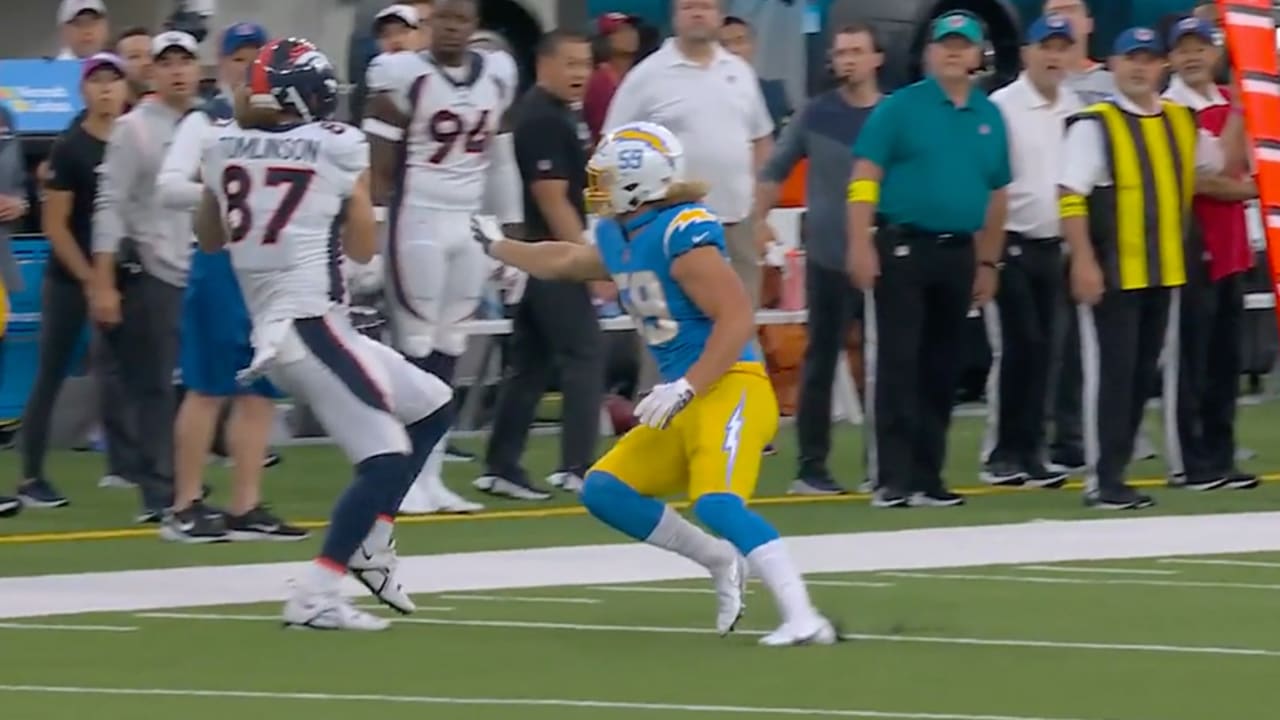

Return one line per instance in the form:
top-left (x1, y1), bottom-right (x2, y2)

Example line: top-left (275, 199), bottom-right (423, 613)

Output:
top-left (5, 553), bottom-right (1280, 719)
top-left (2, 404), bottom-right (1280, 576)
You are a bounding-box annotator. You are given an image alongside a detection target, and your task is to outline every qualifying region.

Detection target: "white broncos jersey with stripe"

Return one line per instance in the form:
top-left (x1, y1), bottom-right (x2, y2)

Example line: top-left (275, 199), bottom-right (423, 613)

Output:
top-left (201, 118), bottom-right (369, 326)
top-left (367, 48), bottom-right (518, 211)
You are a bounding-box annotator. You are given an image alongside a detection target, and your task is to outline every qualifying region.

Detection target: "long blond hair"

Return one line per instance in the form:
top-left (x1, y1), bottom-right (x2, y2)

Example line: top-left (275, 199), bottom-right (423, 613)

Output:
top-left (659, 180), bottom-right (710, 207)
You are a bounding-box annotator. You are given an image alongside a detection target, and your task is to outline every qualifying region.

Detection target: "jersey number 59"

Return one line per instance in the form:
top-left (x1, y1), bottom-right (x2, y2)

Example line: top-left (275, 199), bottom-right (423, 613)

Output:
top-left (222, 165), bottom-right (316, 245)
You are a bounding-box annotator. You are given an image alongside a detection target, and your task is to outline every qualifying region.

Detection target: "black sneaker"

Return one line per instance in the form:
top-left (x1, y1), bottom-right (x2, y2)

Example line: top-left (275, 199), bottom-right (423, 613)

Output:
top-left (263, 451), bottom-right (283, 468)
top-left (787, 476), bottom-right (848, 496)
top-left (979, 460), bottom-right (1026, 487)
top-left (0, 495), bottom-right (21, 518)
top-left (473, 471), bottom-right (552, 500)
top-left (159, 502), bottom-right (229, 544)
top-left (1222, 472), bottom-right (1260, 490)
top-left (909, 489), bottom-right (966, 507)
top-left (227, 505), bottom-right (309, 541)
top-left (870, 488), bottom-right (910, 508)
top-left (443, 443), bottom-right (476, 463)
top-left (1049, 449), bottom-right (1086, 473)
top-left (1084, 488), bottom-right (1156, 510)
top-left (16, 478), bottom-right (69, 508)
top-left (1168, 473), bottom-right (1227, 491)
top-left (1022, 460), bottom-right (1069, 489)
top-left (762, 444), bottom-right (778, 457)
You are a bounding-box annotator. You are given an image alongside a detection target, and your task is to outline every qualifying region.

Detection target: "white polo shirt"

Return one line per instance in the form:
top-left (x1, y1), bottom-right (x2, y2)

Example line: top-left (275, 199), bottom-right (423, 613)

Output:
top-left (1061, 91), bottom-right (1223, 195)
top-left (603, 39), bottom-right (773, 223)
top-left (990, 73), bottom-right (1083, 239)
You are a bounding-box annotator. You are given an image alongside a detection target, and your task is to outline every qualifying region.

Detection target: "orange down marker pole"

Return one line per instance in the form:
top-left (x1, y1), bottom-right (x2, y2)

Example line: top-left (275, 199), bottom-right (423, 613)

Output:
top-left (1218, 0), bottom-right (1280, 333)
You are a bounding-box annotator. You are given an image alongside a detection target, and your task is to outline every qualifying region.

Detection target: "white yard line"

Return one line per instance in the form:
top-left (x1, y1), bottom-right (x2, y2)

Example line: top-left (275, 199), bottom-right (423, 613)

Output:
top-left (588, 586), bottom-right (756, 595)
top-left (1159, 558), bottom-right (1280, 569)
top-left (0, 622), bottom-right (137, 632)
top-left (882, 571), bottom-right (1280, 591)
top-left (8, 512), bottom-right (1280, 619)
top-left (437, 594), bottom-right (601, 605)
top-left (353, 604), bottom-right (454, 612)
top-left (0, 684), bottom-right (1116, 720)
top-left (1016, 566), bottom-right (1179, 576)
top-left (805, 580), bottom-right (896, 588)
top-left (133, 611), bottom-right (1280, 658)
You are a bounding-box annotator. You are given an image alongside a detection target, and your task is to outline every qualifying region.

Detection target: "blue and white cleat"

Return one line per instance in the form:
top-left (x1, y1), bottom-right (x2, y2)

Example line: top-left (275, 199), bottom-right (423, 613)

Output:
top-left (758, 614), bottom-right (840, 647)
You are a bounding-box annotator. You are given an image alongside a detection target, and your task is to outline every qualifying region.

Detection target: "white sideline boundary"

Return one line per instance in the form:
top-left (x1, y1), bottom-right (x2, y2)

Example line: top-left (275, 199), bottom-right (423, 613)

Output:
top-left (4, 512), bottom-right (1280, 620)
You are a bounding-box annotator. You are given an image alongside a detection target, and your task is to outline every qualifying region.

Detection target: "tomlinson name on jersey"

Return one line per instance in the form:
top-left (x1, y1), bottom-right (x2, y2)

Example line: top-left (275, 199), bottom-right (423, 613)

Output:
top-left (219, 135), bottom-right (322, 163)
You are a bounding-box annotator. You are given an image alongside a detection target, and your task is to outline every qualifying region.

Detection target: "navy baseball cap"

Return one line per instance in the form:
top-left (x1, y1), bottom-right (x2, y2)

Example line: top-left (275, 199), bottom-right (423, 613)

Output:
top-left (1168, 16), bottom-right (1215, 47)
top-left (1113, 26), bottom-right (1163, 56)
top-left (1027, 14), bottom-right (1074, 45)
top-left (220, 22), bottom-right (268, 57)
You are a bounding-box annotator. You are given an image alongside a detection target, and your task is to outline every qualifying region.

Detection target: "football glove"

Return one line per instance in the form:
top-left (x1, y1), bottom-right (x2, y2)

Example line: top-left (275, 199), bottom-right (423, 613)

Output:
top-left (471, 214), bottom-right (503, 256)
top-left (633, 378), bottom-right (695, 430)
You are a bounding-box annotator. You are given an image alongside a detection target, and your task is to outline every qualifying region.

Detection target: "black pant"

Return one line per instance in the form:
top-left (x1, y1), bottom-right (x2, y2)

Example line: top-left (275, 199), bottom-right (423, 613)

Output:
top-left (867, 228), bottom-right (975, 495)
top-left (1049, 258), bottom-right (1084, 461)
top-left (485, 277), bottom-right (604, 478)
top-left (107, 271), bottom-right (182, 509)
top-left (1081, 287), bottom-right (1171, 495)
top-left (1176, 269), bottom-right (1244, 480)
top-left (20, 276), bottom-right (88, 479)
top-left (985, 237), bottom-right (1061, 465)
top-left (795, 261), bottom-right (861, 479)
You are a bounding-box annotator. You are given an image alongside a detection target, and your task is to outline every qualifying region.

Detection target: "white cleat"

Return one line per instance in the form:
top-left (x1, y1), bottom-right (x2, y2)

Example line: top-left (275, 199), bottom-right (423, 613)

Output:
top-left (758, 614), bottom-right (840, 647)
top-left (399, 479), bottom-right (484, 515)
top-left (282, 590), bottom-right (391, 631)
top-left (349, 540), bottom-right (416, 614)
top-left (546, 471), bottom-right (584, 493)
top-left (710, 547), bottom-right (748, 636)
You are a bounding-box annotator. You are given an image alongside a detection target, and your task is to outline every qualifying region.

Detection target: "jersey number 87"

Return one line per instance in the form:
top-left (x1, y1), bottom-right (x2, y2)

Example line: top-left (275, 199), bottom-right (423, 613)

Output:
top-left (222, 164), bottom-right (315, 245)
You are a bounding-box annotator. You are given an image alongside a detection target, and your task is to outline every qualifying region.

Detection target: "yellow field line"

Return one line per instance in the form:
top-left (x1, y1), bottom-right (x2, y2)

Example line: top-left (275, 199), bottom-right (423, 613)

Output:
top-left (2, 474), bottom-right (1277, 546)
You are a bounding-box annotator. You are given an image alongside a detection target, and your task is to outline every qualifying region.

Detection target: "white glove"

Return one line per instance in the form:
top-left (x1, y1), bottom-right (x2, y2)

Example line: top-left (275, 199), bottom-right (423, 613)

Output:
top-left (471, 213), bottom-right (502, 256)
top-left (633, 377), bottom-right (695, 430)
top-left (498, 264), bottom-right (527, 305)
top-left (344, 253), bottom-right (385, 295)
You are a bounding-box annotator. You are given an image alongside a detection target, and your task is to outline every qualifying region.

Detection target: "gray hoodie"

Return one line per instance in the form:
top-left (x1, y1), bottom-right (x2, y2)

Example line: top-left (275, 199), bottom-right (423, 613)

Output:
top-left (92, 97), bottom-right (193, 288)
top-left (0, 104), bottom-right (26, 293)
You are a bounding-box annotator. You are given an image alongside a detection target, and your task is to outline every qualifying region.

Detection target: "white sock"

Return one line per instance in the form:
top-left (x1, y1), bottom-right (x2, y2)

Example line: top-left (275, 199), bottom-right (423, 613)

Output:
top-left (644, 506), bottom-right (731, 568)
top-left (366, 516), bottom-right (394, 551)
top-left (416, 444), bottom-right (446, 490)
top-left (747, 539), bottom-right (815, 624)
top-left (304, 560), bottom-right (344, 595)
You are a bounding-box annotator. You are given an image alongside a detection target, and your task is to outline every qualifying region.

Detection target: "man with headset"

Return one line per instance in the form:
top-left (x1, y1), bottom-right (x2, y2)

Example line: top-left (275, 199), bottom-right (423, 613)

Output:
top-left (847, 10), bottom-right (1010, 509)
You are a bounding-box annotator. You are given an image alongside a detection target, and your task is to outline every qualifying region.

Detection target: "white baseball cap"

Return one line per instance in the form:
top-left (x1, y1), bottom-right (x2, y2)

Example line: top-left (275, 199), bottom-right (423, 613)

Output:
top-left (152, 30), bottom-right (200, 58)
top-left (59, 0), bottom-right (107, 25)
top-left (374, 4), bottom-right (419, 30)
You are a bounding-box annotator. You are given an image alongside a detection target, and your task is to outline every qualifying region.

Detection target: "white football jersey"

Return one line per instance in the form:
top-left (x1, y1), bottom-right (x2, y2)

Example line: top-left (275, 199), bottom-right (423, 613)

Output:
top-left (392, 50), bottom-right (518, 211)
top-left (201, 119), bottom-right (369, 324)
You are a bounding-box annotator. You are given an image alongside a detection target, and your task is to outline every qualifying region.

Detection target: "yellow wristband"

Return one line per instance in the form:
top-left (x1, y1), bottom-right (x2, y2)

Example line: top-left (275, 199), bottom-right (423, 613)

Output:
top-left (847, 179), bottom-right (880, 204)
top-left (1059, 194), bottom-right (1087, 219)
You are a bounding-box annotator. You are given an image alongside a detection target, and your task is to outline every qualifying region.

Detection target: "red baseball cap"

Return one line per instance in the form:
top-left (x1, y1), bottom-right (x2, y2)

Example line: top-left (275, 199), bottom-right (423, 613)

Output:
top-left (596, 12), bottom-right (634, 35)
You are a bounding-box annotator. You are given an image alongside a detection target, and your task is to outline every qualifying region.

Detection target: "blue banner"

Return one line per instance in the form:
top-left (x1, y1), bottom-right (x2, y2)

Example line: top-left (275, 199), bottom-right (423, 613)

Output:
top-left (0, 59), bottom-right (83, 134)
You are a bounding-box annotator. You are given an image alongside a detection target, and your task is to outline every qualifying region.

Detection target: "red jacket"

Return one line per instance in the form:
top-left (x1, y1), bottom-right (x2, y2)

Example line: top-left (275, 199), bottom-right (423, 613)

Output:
top-left (1191, 88), bottom-right (1254, 281)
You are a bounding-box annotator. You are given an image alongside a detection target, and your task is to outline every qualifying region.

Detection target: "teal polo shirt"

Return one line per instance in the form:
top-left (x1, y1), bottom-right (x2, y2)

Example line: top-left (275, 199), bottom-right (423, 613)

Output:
top-left (853, 76), bottom-right (1011, 233)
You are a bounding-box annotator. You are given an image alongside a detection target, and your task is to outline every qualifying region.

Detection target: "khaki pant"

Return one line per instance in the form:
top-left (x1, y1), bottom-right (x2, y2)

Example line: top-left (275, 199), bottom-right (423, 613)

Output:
top-left (637, 220), bottom-right (760, 393)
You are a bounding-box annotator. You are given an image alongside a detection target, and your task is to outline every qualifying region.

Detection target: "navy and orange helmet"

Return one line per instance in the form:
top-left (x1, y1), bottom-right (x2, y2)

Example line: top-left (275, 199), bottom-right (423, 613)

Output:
top-left (247, 37), bottom-right (338, 123)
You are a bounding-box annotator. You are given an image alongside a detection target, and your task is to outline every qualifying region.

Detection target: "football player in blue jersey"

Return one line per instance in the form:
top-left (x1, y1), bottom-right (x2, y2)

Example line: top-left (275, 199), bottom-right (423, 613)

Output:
top-left (472, 121), bottom-right (838, 646)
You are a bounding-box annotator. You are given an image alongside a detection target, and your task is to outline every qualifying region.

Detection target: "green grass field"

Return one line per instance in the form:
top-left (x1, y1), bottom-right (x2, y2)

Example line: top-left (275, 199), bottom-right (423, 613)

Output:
top-left (3, 405), bottom-right (1280, 719)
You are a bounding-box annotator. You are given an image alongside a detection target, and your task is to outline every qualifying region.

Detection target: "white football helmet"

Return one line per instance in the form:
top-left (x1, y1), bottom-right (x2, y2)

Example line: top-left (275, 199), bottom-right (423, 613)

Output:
top-left (586, 121), bottom-right (686, 216)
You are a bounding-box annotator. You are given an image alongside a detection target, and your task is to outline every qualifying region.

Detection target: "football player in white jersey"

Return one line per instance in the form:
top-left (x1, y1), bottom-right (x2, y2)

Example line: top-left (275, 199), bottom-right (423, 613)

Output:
top-left (195, 39), bottom-right (454, 631)
top-left (363, 0), bottom-right (522, 515)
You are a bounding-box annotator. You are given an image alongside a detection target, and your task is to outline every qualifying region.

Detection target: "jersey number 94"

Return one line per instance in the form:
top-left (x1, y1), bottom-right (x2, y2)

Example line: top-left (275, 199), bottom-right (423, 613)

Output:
top-left (616, 270), bottom-right (678, 345)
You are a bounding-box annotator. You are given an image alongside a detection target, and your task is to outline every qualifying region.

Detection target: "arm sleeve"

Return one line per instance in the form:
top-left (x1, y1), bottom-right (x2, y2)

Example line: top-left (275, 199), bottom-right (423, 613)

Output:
top-left (45, 139), bottom-right (75, 192)
top-left (329, 128), bottom-right (371, 198)
top-left (482, 132), bottom-right (522, 224)
top-left (1059, 118), bottom-right (1105, 195)
top-left (851, 97), bottom-right (899, 168)
top-left (662, 207), bottom-right (727, 260)
top-left (93, 119), bottom-right (140, 255)
top-left (514, 115), bottom-right (573, 181)
top-left (365, 53), bottom-right (415, 115)
top-left (1195, 128), bottom-right (1225, 174)
top-left (990, 111), bottom-right (1013, 189)
top-left (759, 105), bottom-right (807, 183)
top-left (157, 111), bottom-right (209, 211)
top-left (747, 74), bottom-right (775, 141)
top-left (602, 67), bottom-right (645, 134)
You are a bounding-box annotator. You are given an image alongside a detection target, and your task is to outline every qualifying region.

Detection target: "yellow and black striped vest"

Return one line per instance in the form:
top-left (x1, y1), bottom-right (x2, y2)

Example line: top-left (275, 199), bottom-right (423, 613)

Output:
top-left (1066, 100), bottom-right (1197, 290)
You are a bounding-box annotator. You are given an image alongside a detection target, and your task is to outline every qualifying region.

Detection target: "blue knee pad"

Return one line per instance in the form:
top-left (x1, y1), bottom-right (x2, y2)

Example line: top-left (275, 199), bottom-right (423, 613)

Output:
top-left (579, 471), bottom-right (664, 542)
top-left (693, 493), bottom-right (779, 556)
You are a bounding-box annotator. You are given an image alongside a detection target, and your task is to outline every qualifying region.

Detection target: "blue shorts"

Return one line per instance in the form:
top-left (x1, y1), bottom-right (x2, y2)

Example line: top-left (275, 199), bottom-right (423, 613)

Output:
top-left (178, 250), bottom-right (282, 399)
